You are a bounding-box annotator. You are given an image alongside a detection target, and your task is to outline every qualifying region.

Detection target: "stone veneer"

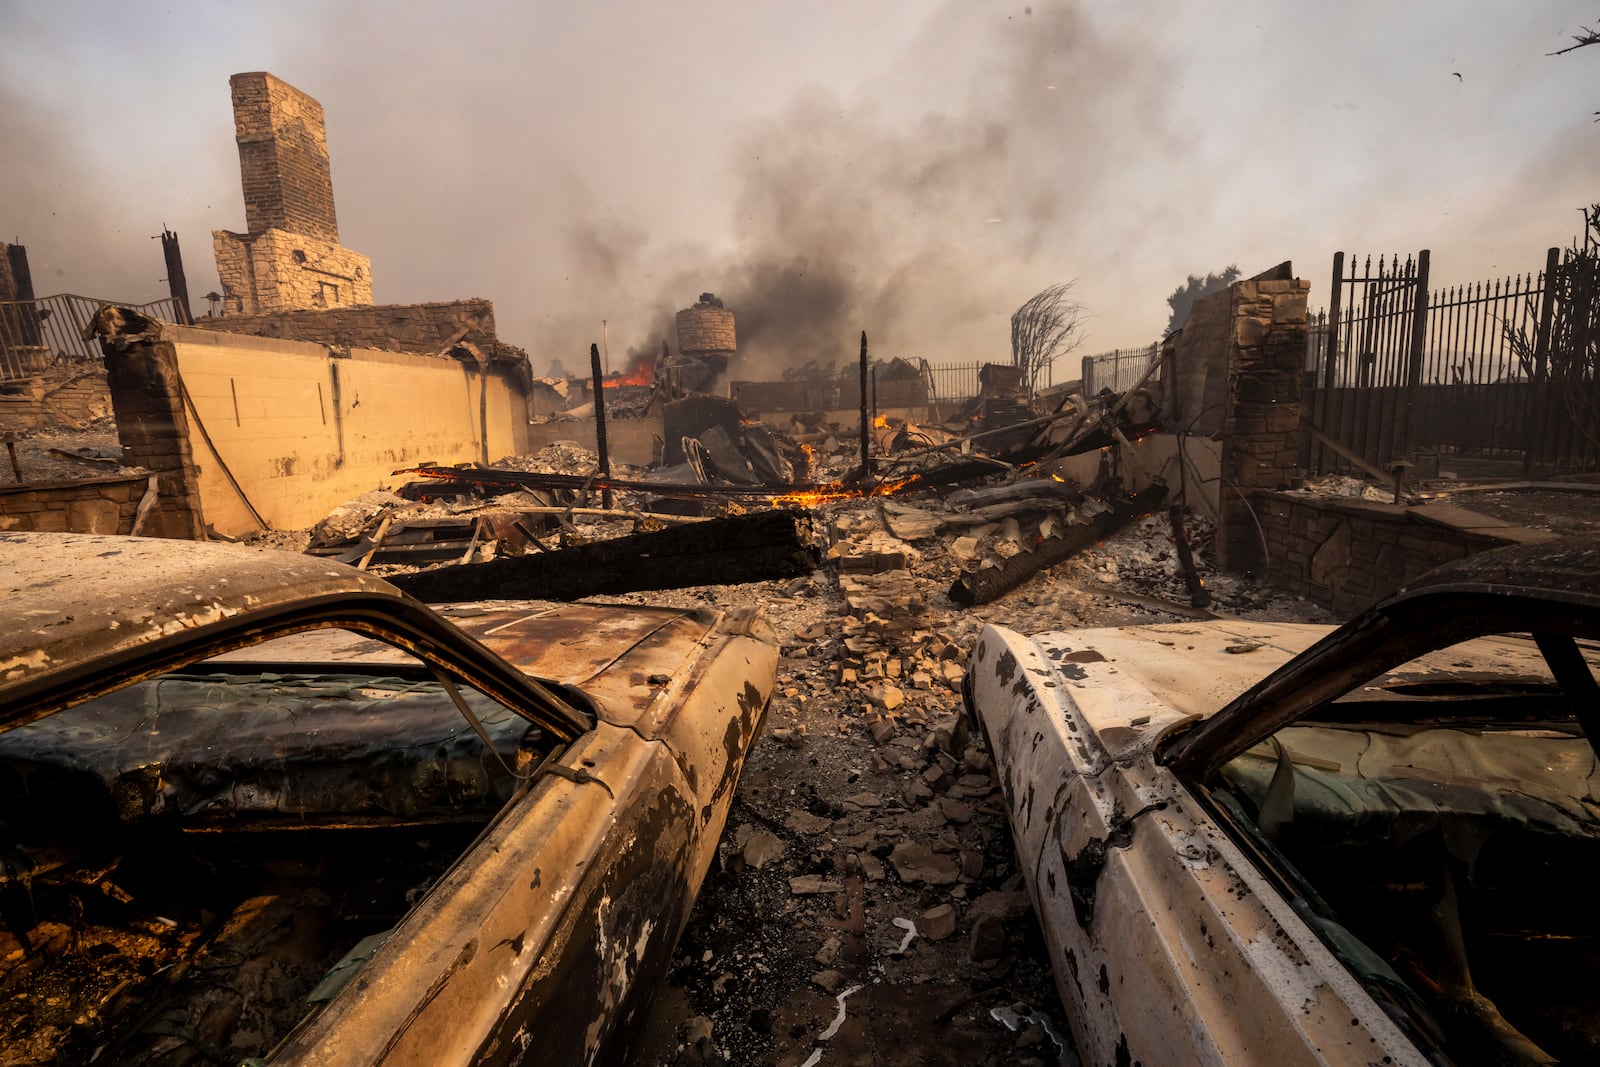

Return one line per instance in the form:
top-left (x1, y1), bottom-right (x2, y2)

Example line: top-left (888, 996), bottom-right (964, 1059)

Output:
top-left (192, 299), bottom-right (510, 358)
top-left (0, 474), bottom-right (151, 535)
top-left (1252, 491), bottom-right (1554, 616)
top-left (212, 229), bottom-right (373, 316)
top-left (1164, 267), bottom-right (1310, 572)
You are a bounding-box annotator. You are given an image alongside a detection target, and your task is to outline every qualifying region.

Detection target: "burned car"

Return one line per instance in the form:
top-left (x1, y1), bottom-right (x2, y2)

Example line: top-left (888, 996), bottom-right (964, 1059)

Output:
top-left (0, 532), bottom-right (777, 1065)
top-left (967, 539), bottom-right (1600, 1066)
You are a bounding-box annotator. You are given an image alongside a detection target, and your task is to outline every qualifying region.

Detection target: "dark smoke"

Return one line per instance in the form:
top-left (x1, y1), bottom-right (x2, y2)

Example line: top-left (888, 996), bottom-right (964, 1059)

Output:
top-left (572, 4), bottom-right (1167, 380)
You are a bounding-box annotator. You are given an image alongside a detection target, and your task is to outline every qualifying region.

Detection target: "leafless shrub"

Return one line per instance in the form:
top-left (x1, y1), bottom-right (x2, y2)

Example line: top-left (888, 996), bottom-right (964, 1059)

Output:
top-left (1010, 283), bottom-right (1085, 395)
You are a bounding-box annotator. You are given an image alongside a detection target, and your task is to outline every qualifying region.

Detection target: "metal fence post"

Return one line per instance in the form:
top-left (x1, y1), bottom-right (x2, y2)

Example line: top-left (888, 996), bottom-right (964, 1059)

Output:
top-left (1399, 250), bottom-right (1430, 461)
top-left (1523, 246), bottom-right (1562, 475)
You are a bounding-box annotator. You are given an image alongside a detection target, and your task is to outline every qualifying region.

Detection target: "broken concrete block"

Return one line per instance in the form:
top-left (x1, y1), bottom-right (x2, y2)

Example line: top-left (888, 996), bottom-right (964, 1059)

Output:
top-left (790, 875), bottom-right (845, 895)
top-left (869, 718), bottom-right (896, 744)
top-left (969, 913), bottom-right (1006, 961)
top-left (857, 853), bottom-right (885, 881)
top-left (871, 684), bottom-right (905, 711)
top-left (785, 811), bottom-right (834, 835)
top-left (959, 848), bottom-right (985, 881)
top-left (889, 842), bottom-right (960, 886)
top-left (814, 935), bottom-right (842, 966)
top-left (938, 798), bottom-right (975, 824)
top-left (810, 969), bottom-right (846, 993)
top-left (769, 727), bottom-right (806, 749)
top-left (968, 890), bottom-right (1032, 925)
top-left (921, 764), bottom-right (951, 793)
top-left (920, 903), bottom-right (958, 942)
top-left (741, 830), bottom-right (787, 870)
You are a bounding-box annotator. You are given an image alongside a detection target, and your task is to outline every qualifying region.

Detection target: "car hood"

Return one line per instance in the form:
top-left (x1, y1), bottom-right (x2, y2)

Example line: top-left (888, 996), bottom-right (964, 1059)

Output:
top-left (980, 620), bottom-right (1329, 762)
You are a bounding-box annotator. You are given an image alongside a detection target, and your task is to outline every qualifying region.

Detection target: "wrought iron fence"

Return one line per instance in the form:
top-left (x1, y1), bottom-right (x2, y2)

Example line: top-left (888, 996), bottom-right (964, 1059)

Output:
top-left (1306, 247), bottom-right (1597, 476)
top-left (0, 294), bottom-right (182, 381)
top-left (924, 361), bottom-right (986, 403)
top-left (1080, 344), bottom-right (1160, 396)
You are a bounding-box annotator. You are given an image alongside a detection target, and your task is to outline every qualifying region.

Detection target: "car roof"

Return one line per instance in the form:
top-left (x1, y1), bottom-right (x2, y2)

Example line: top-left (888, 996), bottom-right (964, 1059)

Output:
top-left (1, 532), bottom-right (406, 687)
top-left (1391, 536), bottom-right (1600, 605)
top-left (1163, 535), bottom-right (1600, 775)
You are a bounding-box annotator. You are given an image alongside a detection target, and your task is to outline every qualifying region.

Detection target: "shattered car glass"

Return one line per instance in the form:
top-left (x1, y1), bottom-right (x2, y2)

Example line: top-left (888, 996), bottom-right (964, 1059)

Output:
top-left (967, 538), bottom-right (1600, 1067)
top-left (0, 532), bottom-right (777, 1065)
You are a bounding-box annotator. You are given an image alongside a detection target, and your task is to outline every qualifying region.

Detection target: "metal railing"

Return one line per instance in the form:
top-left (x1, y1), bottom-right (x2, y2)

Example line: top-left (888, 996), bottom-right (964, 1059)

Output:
top-left (1307, 246), bottom-right (1597, 475)
top-left (924, 361), bottom-right (986, 403)
top-left (1080, 344), bottom-right (1160, 396)
top-left (1, 294), bottom-right (182, 381)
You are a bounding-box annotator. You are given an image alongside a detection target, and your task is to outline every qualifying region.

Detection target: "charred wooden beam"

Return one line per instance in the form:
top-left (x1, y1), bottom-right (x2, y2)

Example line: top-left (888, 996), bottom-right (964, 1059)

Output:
top-left (391, 507), bottom-right (824, 603)
top-left (948, 484), bottom-right (1167, 607)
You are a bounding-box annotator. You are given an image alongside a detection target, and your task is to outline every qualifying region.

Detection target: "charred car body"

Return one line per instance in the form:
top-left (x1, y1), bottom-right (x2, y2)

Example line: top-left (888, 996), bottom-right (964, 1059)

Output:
top-left (967, 540), bottom-right (1600, 1066)
top-left (0, 533), bottom-right (777, 1065)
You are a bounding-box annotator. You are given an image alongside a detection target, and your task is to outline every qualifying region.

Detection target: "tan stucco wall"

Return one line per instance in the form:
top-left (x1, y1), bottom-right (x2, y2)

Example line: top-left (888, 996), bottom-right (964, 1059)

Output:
top-left (169, 326), bottom-right (528, 536)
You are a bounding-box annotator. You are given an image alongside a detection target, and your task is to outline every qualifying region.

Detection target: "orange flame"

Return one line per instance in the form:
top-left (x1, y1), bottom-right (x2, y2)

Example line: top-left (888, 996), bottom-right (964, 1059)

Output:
top-left (768, 474), bottom-right (922, 507)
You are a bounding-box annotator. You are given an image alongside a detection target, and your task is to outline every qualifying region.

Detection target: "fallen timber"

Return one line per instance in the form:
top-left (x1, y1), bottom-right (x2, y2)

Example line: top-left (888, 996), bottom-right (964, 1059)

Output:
top-left (948, 483), bottom-right (1169, 607)
top-left (390, 507), bottom-right (825, 603)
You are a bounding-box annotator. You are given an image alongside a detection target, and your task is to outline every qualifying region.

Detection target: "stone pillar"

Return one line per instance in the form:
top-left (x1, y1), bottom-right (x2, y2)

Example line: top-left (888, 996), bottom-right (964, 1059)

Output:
top-left (1218, 275), bottom-right (1310, 572)
top-left (102, 333), bottom-right (207, 540)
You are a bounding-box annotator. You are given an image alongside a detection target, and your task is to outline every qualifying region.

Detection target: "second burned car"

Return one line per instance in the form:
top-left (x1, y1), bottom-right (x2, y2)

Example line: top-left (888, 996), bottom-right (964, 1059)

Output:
top-left (967, 539), bottom-right (1600, 1067)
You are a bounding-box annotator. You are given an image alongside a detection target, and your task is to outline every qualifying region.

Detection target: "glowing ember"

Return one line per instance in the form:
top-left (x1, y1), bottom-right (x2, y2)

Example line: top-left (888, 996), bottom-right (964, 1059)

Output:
top-left (768, 474), bottom-right (922, 507)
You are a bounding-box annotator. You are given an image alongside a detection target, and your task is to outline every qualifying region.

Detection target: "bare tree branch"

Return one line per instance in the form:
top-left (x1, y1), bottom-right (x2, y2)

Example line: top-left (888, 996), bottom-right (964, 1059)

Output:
top-left (1010, 282), bottom-right (1085, 395)
top-left (1549, 23), bottom-right (1600, 56)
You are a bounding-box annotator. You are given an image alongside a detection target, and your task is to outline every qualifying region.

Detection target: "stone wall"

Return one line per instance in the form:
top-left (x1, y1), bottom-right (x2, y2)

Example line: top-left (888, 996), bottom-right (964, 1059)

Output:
top-left (676, 295), bottom-right (737, 355)
top-left (1164, 266), bottom-right (1310, 572)
top-left (0, 371), bottom-right (114, 432)
top-left (1252, 491), bottom-right (1553, 616)
top-left (212, 228), bottom-right (373, 316)
top-left (193, 299), bottom-right (503, 358)
top-left (0, 474), bottom-right (151, 535)
top-left (230, 72), bottom-right (339, 244)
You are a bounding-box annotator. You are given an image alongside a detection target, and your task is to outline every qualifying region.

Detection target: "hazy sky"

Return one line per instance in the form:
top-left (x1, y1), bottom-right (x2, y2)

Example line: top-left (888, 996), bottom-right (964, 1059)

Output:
top-left (3, 2), bottom-right (1596, 377)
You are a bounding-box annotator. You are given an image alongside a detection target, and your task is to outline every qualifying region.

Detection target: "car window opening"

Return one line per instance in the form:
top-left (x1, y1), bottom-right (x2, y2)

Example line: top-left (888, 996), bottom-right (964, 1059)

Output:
top-left (1194, 633), bottom-right (1600, 1067)
top-left (0, 629), bottom-right (558, 1065)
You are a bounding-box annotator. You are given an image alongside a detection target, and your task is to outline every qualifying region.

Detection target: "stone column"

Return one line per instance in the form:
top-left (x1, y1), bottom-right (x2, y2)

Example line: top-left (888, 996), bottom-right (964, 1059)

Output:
top-left (102, 330), bottom-right (207, 539)
top-left (1218, 277), bottom-right (1310, 572)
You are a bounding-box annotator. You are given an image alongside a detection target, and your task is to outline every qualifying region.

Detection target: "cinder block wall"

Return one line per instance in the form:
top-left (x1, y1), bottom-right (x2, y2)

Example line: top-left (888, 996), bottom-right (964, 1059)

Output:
top-left (103, 324), bottom-right (532, 538)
